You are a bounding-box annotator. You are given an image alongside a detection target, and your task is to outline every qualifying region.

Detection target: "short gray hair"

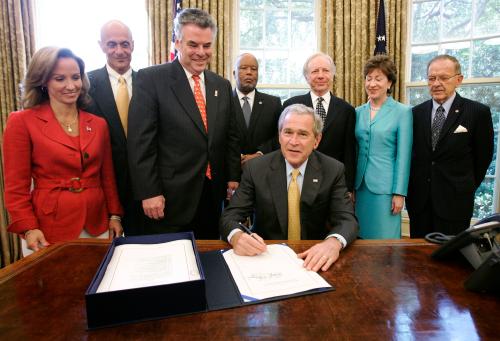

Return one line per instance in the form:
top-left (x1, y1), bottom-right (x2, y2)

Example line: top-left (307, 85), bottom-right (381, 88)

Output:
top-left (278, 104), bottom-right (323, 137)
top-left (302, 52), bottom-right (336, 79)
top-left (174, 8), bottom-right (217, 41)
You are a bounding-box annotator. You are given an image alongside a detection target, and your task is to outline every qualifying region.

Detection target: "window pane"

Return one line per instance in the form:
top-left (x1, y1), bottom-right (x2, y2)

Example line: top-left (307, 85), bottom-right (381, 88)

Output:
top-left (411, 46), bottom-right (439, 81)
top-left (412, 1), bottom-right (440, 44)
top-left (407, 86), bottom-right (431, 106)
top-left (472, 38), bottom-right (500, 77)
top-left (474, 176), bottom-right (495, 219)
top-left (240, 0), bottom-right (264, 8)
top-left (261, 50), bottom-right (289, 83)
top-left (442, 0), bottom-right (472, 40)
top-left (265, 10), bottom-right (288, 48)
top-left (474, 0), bottom-right (500, 36)
top-left (290, 0), bottom-right (315, 9)
top-left (266, 0), bottom-right (288, 9)
top-left (291, 10), bottom-right (315, 49)
top-left (442, 42), bottom-right (471, 78)
top-left (240, 10), bottom-right (264, 48)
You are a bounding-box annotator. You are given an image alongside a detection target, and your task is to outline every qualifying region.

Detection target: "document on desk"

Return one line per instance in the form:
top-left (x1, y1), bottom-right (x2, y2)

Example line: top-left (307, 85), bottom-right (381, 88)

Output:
top-left (222, 244), bottom-right (331, 302)
top-left (96, 239), bottom-right (201, 293)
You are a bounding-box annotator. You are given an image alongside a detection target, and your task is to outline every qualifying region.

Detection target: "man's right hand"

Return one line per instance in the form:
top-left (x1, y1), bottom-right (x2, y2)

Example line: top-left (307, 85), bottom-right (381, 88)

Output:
top-left (230, 231), bottom-right (267, 256)
top-left (142, 195), bottom-right (165, 220)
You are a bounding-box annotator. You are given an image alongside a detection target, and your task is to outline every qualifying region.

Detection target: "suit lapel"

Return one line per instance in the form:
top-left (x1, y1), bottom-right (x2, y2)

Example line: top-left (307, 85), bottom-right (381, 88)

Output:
top-left (170, 60), bottom-right (207, 137)
top-left (436, 94), bottom-right (463, 148)
top-left (38, 104), bottom-right (78, 150)
top-left (248, 90), bottom-right (264, 133)
top-left (268, 153), bottom-right (288, 236)
top-left (301, 152), bottom-right (322, 208)
top-left (205, 71), bottom-right (219, 148)
top-left (370, 97), bottom-right (396, 125)
top-left (79, 111), bottom-right (96, 151)
top-left (323, 92), bottom-right (337, 130)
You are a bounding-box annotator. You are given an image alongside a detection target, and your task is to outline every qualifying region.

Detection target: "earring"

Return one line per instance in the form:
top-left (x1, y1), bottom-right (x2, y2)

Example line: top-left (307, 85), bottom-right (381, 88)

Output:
top-left (41, 86), bottom-right (47, 92)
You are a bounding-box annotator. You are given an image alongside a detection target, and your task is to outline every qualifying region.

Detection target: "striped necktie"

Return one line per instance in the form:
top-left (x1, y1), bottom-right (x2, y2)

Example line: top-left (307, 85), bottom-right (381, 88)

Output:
top-left (192, 74), bottom-right (211, 179)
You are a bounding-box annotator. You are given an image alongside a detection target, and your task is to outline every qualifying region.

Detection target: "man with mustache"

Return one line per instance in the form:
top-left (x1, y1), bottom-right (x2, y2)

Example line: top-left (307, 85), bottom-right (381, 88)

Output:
top-left (407, 54), bottom-right (494, 237)
top-left (232, 53), bottom-right (282, 165)
top-left (127, 8), bottom-right (240, 238)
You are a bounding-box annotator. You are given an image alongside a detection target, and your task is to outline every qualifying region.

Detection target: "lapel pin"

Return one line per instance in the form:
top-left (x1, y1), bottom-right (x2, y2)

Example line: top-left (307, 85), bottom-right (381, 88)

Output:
top-left (214, 90), bottom-right (218, 97)
top-left (259, 101), bottom-right (262, 104)
top-left (455, 109), bottom-right (459, 113)
top-left (313, 179), bottom-right (318, 183)
top-left (86, 126), bottom-right (92, 132)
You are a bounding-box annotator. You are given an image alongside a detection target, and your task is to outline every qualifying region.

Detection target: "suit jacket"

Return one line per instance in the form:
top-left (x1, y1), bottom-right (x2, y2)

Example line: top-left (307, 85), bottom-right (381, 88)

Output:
top-left (220, 150), bottom-right (358, 244)
top-left (282, 92), bottom-right (356, 191)
top-left (355, 97), bottom-right (413, 195)
top-left (127, 59), bottom-right (240, 227)
top-left (406, 93), bottom-right (494, 221)
top-left (3, 103), bottom-right (122, 243)
top-left (232, 89), bottom-right (282, 154)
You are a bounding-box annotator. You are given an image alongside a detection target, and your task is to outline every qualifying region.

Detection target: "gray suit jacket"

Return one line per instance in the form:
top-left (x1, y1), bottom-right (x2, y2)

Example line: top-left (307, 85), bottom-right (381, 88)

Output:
top-left (220, 150), bottom-right (358, 243)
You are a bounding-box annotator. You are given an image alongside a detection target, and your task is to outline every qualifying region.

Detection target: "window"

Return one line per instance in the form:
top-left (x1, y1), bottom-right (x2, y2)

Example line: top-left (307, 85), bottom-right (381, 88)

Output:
top-left (33, 0), bottom-right (149, 72)
top-left (406, 0), bottom-right (500, 218)
top-left (235, 0), bottom-right (318, 101)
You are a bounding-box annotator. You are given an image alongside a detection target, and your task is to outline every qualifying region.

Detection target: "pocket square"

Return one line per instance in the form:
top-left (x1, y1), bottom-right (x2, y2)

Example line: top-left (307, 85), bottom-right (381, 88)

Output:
top-left (454, 125), bottom-right (468, 133)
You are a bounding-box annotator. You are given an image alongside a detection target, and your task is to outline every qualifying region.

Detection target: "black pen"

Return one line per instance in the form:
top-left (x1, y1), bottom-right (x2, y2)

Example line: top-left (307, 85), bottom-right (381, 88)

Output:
top-left (237, 222), bottom-right (265, 245)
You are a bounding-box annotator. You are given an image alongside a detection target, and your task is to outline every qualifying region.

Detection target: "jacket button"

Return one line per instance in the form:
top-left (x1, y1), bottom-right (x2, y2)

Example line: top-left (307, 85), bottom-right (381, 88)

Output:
top-left (83, 152), bottom-right (89, 159)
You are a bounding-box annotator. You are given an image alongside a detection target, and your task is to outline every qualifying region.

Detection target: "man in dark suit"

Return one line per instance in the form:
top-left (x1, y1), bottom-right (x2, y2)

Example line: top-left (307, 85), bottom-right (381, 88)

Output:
top-left (282, 52), bottom-right (356, 192)
top-left (127, 8), bottom-right (240, 238)
top-left (220, 104), bottom-right (358, 272)
top-left (232, 53), bottom-right (281, 164)
top-left (87, 20), bottom-right (144, 235)
top-left (407, 54), bottom-right (494, 237)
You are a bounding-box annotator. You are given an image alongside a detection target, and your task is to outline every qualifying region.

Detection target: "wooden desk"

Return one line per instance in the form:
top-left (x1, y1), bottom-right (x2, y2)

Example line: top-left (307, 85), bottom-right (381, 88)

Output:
top-left (0, 239), bottom-right (498, 340)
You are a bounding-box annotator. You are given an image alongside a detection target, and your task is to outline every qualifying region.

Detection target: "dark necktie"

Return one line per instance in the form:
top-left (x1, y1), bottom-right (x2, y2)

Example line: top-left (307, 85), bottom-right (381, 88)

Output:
top-left (242, 96), bottom-right (251, 127)
top-left (316, 97), bottom-right (327, 124)
top-left (431, 105), bottom-right (445, 150)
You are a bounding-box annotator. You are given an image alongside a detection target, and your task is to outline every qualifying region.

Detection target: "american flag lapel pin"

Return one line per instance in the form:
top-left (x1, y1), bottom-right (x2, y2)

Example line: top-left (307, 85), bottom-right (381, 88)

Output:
top-left (214, 90), bottom-right (218, 97)
top-left (313, 179), bottom-right (319, 183)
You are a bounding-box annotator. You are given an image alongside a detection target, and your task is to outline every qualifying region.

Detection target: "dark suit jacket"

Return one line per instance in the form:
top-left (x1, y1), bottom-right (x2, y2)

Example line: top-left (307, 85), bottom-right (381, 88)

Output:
top-left (407, 93), bottom-right (494, 222)
top-left (220, 150), bottom-right (358, 244)
top-left (232, 89), bottom-right (282, 154)
top-left (282, 92), bottom-right (356, 191)
top-left (127, 59), bottom-right (241, 228)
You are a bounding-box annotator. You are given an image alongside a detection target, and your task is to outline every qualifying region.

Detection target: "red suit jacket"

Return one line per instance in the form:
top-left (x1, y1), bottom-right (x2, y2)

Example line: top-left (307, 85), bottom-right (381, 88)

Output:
top-left (3, 103), bottom-right (123, 243)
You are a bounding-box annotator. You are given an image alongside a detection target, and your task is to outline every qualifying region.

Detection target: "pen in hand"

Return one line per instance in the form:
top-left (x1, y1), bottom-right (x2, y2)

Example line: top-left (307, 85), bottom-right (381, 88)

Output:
top-left (237, 222), bottom-right (266, 247)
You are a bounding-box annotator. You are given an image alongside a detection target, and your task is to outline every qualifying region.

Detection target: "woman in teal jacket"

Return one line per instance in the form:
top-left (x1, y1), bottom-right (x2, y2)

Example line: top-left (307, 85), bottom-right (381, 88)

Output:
top-left (354, 55), bottom-right (412, 239)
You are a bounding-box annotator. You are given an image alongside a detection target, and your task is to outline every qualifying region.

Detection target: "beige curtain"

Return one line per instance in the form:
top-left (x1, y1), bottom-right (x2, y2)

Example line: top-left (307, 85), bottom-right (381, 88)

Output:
top-left (147, 0), bottom-right (233, 78)
top-left (319, 0), bottom-right (407, 107)
top-left (0, 0), bottom-right (35, 267)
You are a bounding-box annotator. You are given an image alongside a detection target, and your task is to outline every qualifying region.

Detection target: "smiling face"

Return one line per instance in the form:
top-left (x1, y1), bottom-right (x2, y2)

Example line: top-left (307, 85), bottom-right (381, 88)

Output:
top-left (46, 57), bottom-right (82, 106)
top-left (427, 58), bottom-right (463, 104)
top-left (279, 113), bottom-right (321, 168)
top-left (175, 24), bottom-right (214, 75)
top-left (234, 54), bottom-right (258, 94)
top-left (365, 68), bottom-right (392, 102)
top-left (305, 55), bottom-right (332, 96)
top-left (99, 22), bottom-right (134, 74)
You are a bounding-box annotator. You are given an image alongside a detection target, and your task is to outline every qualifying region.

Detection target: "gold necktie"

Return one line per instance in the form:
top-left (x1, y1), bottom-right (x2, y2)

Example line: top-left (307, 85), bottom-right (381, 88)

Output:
top-left (116, 77), bottom-right (129, 136)
top-left (288, 169), bottom-right (301, 240)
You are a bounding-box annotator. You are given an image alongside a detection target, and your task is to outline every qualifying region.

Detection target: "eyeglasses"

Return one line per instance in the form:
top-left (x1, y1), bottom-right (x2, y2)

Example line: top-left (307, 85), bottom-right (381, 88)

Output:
top-left (427, 74), bottom-right (461, 83)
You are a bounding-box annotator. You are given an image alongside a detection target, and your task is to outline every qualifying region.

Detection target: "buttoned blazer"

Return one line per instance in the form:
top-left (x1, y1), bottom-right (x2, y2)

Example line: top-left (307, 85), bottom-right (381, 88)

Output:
top-left (3, 103), bottom-right (122, 242)
top-left (354, 97), bottom-right (413, 195)
top-left (406, 93), bottom-right (494, 220)
top-left (127, 59), bottom-right (241, 227)
top-left (220, 150), bottom-right (358, 244)
top-left (232, 89), bottom-right (282, 154)
top-left (282, 92), bottom-right (356, 191)
top-left (87, 66), bottom-right (136, 205)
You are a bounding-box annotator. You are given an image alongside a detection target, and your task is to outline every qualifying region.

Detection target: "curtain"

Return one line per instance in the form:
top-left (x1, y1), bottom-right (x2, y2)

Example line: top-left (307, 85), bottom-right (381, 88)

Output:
top-left (146, 0), bottom-right (233, 78)
top-left (0, 0), bottom-right (35, 267)
top-left (319, 0), bottom-right (408, 107)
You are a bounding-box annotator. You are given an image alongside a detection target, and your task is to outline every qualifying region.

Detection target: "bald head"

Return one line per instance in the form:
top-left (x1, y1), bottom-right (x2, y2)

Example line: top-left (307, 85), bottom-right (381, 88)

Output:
top-left (99, 20), bottom-right (134, 74)
top-left (233, 53), bottom-right (259, 94)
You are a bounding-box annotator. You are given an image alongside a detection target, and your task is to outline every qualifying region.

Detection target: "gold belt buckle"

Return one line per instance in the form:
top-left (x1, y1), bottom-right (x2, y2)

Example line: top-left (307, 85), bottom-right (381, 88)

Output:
top-left (68, 177), bottom-right (84, 193)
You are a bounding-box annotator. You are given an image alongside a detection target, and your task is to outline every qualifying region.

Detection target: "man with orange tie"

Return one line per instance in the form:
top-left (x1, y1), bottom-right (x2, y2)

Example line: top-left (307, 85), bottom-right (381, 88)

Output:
top-left (87, 20), bottom-right (144, 236)
top-left (220, 104), bottom-right (358, 272)
top-left (127, 8), bottom-right (240, 238)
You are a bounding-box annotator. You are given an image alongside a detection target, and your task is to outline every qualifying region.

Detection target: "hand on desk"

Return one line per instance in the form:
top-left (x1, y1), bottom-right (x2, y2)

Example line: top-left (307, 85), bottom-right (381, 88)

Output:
top-left (297, 238), bottom-right (342, 272)
top-left (230, 231), bottom-right (267, 256)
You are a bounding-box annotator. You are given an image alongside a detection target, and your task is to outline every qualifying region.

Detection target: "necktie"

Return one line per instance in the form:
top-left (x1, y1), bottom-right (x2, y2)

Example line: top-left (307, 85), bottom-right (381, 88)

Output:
top-left (316, 97), bottom-right (327, 124)
top-left (192, 75), bottom-right (211, 179)
top-left (431, 105), bottom-right (446, 150)
top-left (116, 77), bottom-right (129, 136)
top-left (242, 96), bottom-right (251, 127)
top-left (288, 169), bottom-right (301, 240)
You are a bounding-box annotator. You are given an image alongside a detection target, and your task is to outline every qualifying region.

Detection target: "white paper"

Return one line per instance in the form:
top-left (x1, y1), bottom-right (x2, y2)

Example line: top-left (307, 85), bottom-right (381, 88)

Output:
top-left (96, 239), bottom-right (201, 293)
top-left (222, 244), bottom-right (331, 301)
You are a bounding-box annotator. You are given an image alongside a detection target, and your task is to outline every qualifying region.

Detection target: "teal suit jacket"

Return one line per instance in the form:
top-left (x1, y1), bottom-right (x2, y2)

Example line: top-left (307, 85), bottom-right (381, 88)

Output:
top-left (354, 97), bottom-right (413, 195)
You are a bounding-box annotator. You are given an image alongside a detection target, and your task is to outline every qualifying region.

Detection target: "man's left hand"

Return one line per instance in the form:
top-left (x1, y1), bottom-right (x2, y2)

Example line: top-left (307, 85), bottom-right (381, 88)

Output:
top-left (226, 181), bottom-right (239, 200)
top-left (297, 238), bottom-right (342, 272)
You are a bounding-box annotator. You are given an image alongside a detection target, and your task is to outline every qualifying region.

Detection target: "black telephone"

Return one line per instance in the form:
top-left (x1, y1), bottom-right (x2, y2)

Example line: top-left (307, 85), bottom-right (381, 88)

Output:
top-left (431, 213), bottom-right (500, 294)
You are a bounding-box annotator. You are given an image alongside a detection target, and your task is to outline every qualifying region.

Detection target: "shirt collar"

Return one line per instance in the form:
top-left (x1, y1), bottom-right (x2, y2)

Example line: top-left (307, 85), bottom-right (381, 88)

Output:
top-left (433, 92), bottom-right (456, 114)
top-left (106, 64), bottom-right (132, 81)
top-left (181, 65), bottom-right (205, 83)
top-left (310, 91), bottom-right (331, 106)
top-left (285, 158), bottom-right (308, 177)
top-left (236, 88), bottom-right (255, 102)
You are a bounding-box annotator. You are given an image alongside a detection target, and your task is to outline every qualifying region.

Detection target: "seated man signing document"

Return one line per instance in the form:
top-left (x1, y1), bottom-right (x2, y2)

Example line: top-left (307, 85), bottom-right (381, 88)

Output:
top-left (220, 104), bottom-right (358, 272)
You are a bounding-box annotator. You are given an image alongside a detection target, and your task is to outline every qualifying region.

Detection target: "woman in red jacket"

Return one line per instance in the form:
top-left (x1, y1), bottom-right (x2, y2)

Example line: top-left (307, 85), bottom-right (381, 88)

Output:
top-left (3, 47), bottom-right (123, 253)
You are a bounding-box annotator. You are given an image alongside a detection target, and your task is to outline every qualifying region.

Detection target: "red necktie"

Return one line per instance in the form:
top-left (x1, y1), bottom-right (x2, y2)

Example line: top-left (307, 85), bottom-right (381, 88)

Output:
top-left (192, 75), bottom-right (211, 179)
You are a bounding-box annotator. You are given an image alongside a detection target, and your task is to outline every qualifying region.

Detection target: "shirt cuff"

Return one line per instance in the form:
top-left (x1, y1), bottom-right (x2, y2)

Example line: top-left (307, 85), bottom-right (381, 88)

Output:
top-left (326, 233), bottom-right (347, 249)
top-left (227, 228), bottom-right (242, 244)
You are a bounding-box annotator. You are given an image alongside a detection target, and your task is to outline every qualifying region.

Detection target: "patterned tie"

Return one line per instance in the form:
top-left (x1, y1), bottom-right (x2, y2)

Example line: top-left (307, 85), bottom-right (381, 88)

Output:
top-left (316, 97), bottom-right (327, 124)
top-left (288, 169), bottom-right (301, 240)
top-left (431, 105), bottom-right (446, 150)
top-left (242, 96), bottom-right (251, 127)
top-left (192, 74), bottom-right (211, 179)
top-left (116, 77), bottom-right (129, 136)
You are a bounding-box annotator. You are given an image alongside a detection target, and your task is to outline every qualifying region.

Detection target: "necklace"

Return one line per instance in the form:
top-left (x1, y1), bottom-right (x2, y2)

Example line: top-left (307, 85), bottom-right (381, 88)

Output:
top-left (58, 114), bottom-right (78, 132)
top-left (370, 105), bottom-right (381, 112)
